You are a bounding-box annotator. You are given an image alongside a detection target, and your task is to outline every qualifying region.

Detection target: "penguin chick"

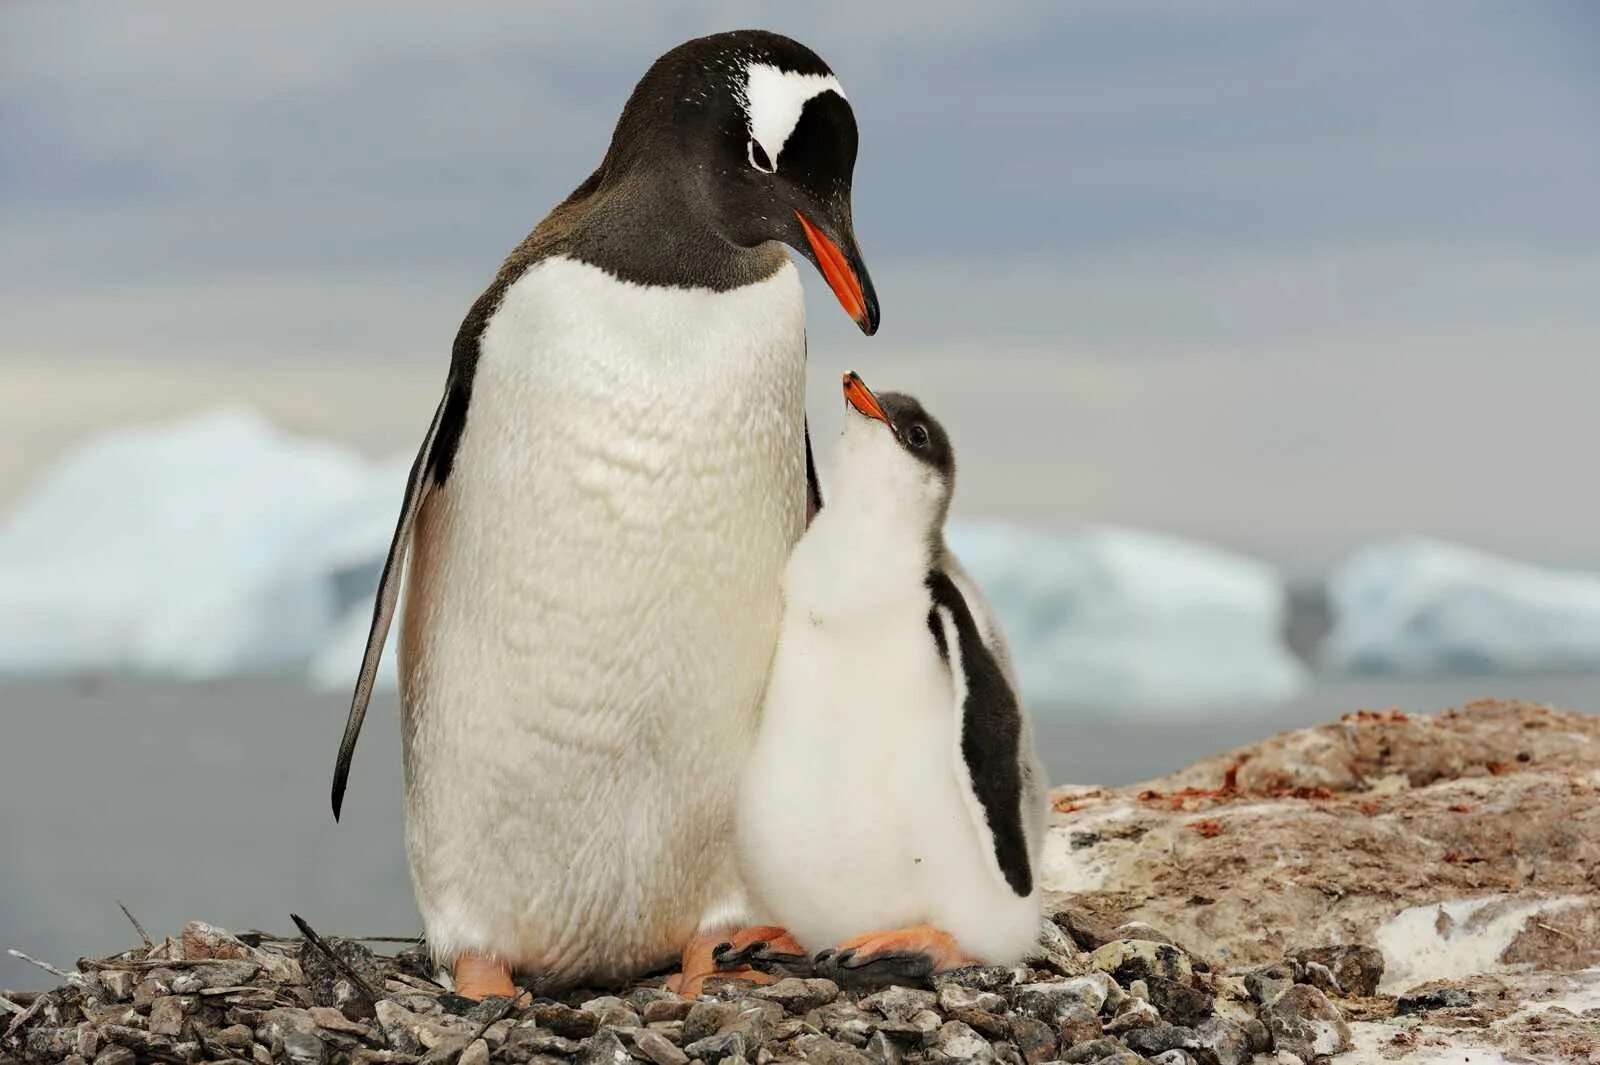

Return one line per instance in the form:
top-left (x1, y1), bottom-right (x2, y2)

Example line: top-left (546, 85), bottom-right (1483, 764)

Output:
top-left (735, 372), bottom-right (1048, 987)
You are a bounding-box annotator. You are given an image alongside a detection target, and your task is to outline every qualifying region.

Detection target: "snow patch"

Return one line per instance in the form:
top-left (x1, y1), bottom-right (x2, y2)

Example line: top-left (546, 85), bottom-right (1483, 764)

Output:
top-left (1347, 1021), bottom-right (1518, 1065)
top-left (1325, 537), bottom-right (1600, 676)
top-left (1374, 895), bottom-right (1583, 993)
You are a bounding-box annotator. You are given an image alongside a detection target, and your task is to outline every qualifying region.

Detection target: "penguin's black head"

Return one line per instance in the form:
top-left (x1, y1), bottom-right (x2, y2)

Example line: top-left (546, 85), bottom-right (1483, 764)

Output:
top-left (838, 372), bottom-right (956, 528)
top-left (604, 31), bottom-right (879, 334)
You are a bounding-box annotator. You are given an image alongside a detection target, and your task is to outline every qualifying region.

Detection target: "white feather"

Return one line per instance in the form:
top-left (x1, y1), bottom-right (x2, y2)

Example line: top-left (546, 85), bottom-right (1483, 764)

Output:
top-left (742, 63), bottom-right (846, 172)
top-left (400, 255), bottom-right (807, 983)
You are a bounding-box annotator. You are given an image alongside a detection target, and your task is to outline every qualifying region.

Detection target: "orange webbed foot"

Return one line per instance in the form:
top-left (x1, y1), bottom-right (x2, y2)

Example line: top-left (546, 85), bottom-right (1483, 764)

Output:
top-left (816, 924), bottom-right (976, 989)
top-left (452, 951), bottom-right (531, 1004)
top-left (667, 925), bottom-right (803, 997)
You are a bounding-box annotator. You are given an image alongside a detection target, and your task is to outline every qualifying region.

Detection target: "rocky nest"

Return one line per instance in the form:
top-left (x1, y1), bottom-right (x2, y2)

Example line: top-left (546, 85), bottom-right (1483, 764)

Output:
top-left (2, 913), bottom-right (1377, 1065)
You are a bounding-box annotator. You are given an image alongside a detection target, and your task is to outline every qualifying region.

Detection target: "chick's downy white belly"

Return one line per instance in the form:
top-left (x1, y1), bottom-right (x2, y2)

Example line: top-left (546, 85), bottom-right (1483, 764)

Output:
top-left (738, 601), bottom-right (1040, 964)
top-left (399, 257), bottom-right (806, 982)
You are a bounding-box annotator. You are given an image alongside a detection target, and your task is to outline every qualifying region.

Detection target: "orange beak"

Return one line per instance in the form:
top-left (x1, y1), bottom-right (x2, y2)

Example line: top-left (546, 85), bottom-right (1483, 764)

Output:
top-left (842, 371), bottom-right (892, 429)
top-left (796, 211), bottom-right (877, 335)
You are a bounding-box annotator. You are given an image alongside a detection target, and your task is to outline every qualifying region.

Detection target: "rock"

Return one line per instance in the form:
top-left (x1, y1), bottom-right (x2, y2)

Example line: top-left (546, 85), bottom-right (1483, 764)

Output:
top-left (1023, 918), bottom-right (1085, 976)
top-left (457, 1039), bottom-right (490, 1065)
top-left (1012, 982), bottom-right (1098, 1027)
top-left (634, 1028), bottom-right (692, 1065)
top-left (682, 1000), bottom-right (739, 1044)
top-left (928, 1020), bottom-right (993, 1062)
top-left (685, 1029), bottom-right (749, 1063)
top-left (580, 994), bottom-right (641, 1027)
top-left (503, 1026), bottom-right (582, 1058)
top-left (643, 997), bottom-right (694, 1024)
top-left (93, 1049), bottom-right (136, 1065)
top-left (936, 983), bottom-right (1006, 1014)
top-left (1149, 1052), bottom-right (1195, 1065)
top-left (863, 1030), bottom-right (902, 1064)
top-left (298, 936), bottom-right (384, 1011)
top-left (794, 1032), bottom-right (876, 1065)
top-left (859, 986), bottom-right (937, 1021)
top-left (1102, 999), bottom-right (1159, 1033)
top-left (945, 1005), bottom-right (1008, 1040)
top-left (171, 960), bottom-right (263, 993)
top-left (132, 974), bottom-right (173, 1008)
top-left (1190, 1015), bottom-right (1252, 1065)
top-left (1142, 975), bottom-right (1213, 1027)
top-left (1242, 964), bottom-right (1293, 1006)
top-left (1059, 1038), bottom-right (1123, 1063)
top-left (1045, 703), bottom-right (1600, 978)
top-left (1259, 985), bottom-right (1350, 1062)
top-left (1088, 940), bottom-right (1193, 986)
top-left (806, 1001), bottom-right (877, 1046)
top-left (579, 1029), bottom-right (635, 1065)
top-left (1123, 1023), bottom-right (1196, 1056)
top-left (1006, 1014), bottom-right (1057, 1064)
top-left (373, 1000), bottom-right (425, 1055)
top-left (532, 1002), bottom-right (601, 1038)
top-left (181, 920), bottom-right (253, 961)
top-left (216, 1023), bottom-right (255, 1048)
top-left (97, 970), bottom-right (137, 1002)
top-left (1056, 1003), bottom-right (1102, 1045)
top-left (281, 1029), bottom-right (329, 1065)
top-left (148, 995), bottom-right (192, 1037)
top-left (935, 966), bottom-right (1019, 993)
top-left (752, 977), bottom-right (839, 1014)
top-left (1394, 986), bottom-right (1474, 1014)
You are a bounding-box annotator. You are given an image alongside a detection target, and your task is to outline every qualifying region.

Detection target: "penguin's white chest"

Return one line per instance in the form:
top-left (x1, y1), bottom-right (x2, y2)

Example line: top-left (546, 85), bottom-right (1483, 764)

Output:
top-left (400, 255), bottom-right (807, 980)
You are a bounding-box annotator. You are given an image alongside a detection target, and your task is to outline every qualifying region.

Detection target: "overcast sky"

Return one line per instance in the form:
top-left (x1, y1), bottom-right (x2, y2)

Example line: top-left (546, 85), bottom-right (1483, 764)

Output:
top-left (3, 1), bottom-right (1598, 567)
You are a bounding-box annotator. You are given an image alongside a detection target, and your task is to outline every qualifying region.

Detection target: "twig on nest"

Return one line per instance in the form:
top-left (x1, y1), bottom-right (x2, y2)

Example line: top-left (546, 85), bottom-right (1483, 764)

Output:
top-left (0, 993), bottom-right (23, 1017)
top-left (5, 950), bottom-right (74, 983)
top-left (288, 913), bottom-right (379, 1004)
top-left (117, 901), bottom-right (153, 949)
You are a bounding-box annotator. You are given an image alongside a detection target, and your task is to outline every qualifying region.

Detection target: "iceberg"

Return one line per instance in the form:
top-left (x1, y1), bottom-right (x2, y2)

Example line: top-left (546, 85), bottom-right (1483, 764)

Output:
top-left (1323, 537), bottom-right (1600, 675)
top-left (949, 523), bottom-right (1308, 713)
top-left (1, 408), bottom-right (1309, 712)
top-left (0, 408), bottom-right (389, 679)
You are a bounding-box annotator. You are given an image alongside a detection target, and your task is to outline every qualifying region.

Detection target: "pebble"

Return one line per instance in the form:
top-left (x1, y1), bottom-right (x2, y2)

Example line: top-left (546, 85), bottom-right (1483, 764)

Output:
top-left (1192, 1014), bottom-right (1253, 1065)
top-left (859, 986), bottom-right (938, 1021)
top-left (1395, 987), bottom-right (1474, 1014)
top-left (1289, 946), bottom-right (1384, 997)
top-left (1260, 984), bottom-right (1351, 1062)
top-left (936, 983), bottom-right (1007, 1014)
top-left (753, 977), bottom-right (841, 1014)
top-left (794, 1032), bottom-right (876, 1065)
top-left (578, 1028), bottom-right (634, 1065)
top-left (1089, 940), bottom-right (1194, 986)
top-left (929, 1019), bottom-right (993, 1062)
top-left (1143, 974), bottom-right (1213, 1027)
top-left (634, 1027), bottom-right (692, 1065)
top-left (684, 1030), bottom-right (747, 1063)
top-left (935, 966), bottom-right (1019, 993)
top-left (1005, 1014), bottom-right (1057, 1064)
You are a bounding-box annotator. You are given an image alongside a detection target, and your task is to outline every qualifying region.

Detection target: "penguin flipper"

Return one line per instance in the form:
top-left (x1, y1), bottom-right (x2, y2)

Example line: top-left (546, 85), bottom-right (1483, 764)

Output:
top-left (329, 389), bottom-right (448, 819)
top-left (926, 569), bottom-right (1035, 898)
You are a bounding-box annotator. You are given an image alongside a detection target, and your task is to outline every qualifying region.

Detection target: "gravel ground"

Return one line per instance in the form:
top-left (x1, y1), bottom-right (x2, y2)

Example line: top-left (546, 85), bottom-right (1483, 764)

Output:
top-left (1, 913), bottom-right (1373, 1065)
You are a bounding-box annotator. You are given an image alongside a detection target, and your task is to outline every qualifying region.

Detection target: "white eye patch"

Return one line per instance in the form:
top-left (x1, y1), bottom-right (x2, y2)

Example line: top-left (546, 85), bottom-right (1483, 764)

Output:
top-left (742, 62), bottom-right (846, 173)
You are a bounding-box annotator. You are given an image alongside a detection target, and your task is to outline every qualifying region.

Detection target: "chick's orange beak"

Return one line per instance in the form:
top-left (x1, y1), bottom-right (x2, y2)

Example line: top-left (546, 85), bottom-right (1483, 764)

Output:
top-left (842, 371), bottom-right (891, 427)
top-left (797, 211), bottom-right (878, 335)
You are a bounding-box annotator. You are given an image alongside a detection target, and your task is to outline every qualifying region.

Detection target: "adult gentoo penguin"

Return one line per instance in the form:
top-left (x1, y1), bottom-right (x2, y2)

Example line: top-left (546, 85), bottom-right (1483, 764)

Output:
top-left (329, 31), bottom-right (878, 998)
top-left (735, 373), bottom-right (1047, 984)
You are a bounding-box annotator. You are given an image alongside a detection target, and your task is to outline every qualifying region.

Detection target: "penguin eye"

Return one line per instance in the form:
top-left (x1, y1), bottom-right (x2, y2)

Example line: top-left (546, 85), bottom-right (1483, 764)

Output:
top-left (907, 424), bottom-right (930, 448)
top-left (747, 139), bottom-right (776, 174)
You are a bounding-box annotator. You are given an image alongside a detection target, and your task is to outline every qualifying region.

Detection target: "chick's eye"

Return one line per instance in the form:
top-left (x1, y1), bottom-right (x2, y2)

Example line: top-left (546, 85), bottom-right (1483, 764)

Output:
top-left (908, 424), bottom-right (930, 448)
top-left (747, 139), bottom-right (775, 173)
